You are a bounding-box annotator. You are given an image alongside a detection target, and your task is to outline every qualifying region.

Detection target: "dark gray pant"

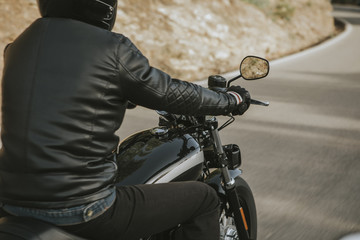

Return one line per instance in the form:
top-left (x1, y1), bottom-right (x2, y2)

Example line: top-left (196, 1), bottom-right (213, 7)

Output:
top-left (62, 181), bottom-right (220, 240)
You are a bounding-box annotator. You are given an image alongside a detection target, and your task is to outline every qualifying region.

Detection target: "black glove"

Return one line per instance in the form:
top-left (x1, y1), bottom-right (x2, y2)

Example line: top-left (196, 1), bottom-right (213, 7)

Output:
top-left (227, 86), bottom-right (251, 115)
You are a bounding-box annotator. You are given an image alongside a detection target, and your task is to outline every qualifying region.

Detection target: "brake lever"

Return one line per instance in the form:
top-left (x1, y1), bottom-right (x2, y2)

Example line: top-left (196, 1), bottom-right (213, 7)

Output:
top-left (250, 99), bottom-right (269, 106)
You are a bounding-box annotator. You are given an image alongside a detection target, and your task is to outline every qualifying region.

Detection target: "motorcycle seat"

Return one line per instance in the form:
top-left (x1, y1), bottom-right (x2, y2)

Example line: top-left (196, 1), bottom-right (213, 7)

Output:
top-left (0, 216), bottom-right (86, 240)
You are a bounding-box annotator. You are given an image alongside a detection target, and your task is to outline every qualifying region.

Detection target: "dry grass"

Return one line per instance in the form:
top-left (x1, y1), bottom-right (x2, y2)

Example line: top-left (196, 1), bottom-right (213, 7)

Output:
top-left (0, 0), bottom-right (335, 81)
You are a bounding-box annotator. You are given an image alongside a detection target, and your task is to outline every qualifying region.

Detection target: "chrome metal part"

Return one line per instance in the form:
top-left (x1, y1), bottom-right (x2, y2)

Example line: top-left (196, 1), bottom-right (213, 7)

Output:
top-left (220, 210), bottom-right (239, 240)
top-left (150, 127), bottom-right (168, 136)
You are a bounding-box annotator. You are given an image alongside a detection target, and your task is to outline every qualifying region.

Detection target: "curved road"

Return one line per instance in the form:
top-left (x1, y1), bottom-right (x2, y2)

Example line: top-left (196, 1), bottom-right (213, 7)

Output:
top-left (119, 5), bottom-right (360, 240)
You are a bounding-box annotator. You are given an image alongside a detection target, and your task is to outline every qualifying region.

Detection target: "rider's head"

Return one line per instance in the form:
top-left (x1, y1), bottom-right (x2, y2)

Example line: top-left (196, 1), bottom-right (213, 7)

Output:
top-left (37, 0), bottom-right (118, 31)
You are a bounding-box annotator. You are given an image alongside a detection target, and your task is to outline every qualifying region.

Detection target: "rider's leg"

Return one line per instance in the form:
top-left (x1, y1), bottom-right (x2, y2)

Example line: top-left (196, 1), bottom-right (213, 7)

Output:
top-left (61, 181), bottom-right (220, 240)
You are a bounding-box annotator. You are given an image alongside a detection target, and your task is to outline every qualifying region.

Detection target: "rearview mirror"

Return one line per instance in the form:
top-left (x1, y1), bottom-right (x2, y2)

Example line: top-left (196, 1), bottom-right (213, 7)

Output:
top-left (240, 56), bottom-right (269, 80)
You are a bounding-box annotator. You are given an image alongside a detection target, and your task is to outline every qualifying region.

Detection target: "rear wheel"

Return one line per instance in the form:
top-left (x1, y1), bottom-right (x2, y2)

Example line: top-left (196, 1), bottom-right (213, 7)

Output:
top-left (219, 177), bottom-right (257, 240)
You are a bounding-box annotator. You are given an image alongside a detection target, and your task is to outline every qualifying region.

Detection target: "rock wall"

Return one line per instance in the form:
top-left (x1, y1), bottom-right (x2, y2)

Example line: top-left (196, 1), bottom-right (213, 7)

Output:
top-left (0, 0), bottom-right (335, 81)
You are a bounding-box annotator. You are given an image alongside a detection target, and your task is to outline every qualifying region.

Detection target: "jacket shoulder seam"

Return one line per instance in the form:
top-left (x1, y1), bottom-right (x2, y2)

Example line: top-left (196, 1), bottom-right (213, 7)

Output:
top-left (115, 35), bottom-right (163, 96)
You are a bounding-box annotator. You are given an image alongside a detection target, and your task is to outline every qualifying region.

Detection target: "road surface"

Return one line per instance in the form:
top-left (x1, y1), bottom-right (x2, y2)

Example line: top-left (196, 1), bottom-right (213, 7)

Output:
top-left (118, 5), bottom-right (360, 240)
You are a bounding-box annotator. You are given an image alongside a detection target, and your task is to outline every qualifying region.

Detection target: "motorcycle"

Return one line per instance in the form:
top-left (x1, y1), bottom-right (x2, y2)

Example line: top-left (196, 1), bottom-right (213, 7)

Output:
top-left (0, 56), bottom-right (270, 240)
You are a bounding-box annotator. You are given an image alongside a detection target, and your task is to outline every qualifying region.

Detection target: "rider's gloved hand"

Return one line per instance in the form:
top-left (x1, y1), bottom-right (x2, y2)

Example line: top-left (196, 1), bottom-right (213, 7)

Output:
top-left (227, 86), bottom-right (251, 115)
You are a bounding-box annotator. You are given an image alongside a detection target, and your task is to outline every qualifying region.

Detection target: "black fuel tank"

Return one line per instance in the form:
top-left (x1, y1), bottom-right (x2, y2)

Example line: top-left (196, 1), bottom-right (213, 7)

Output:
top-left (115, 127), bottom-right (203, 185)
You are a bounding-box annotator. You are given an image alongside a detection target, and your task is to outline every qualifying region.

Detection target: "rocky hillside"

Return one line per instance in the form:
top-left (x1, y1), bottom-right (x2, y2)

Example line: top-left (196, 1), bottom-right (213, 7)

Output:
top-left (0, 0), bottom-right (335, 81)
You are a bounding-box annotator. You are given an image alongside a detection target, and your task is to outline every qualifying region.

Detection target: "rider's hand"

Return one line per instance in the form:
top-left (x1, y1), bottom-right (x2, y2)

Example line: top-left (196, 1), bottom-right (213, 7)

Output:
top-left (227, 86), bottom-right (251, 115)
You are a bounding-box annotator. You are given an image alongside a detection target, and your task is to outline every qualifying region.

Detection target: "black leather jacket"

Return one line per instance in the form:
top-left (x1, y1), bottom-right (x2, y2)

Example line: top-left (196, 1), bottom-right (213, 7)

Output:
top-left (0, 18), bottom-right (237, 208)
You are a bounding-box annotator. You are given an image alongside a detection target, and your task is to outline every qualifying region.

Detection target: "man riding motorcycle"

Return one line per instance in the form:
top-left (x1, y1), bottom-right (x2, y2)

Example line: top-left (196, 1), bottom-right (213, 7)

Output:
top-left (0, 0), bottom-right (250, 239)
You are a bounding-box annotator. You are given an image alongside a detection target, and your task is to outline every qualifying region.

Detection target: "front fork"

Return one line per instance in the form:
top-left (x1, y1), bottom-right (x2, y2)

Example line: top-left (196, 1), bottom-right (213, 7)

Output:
top-left (210, 126), bottom-right (250, 240)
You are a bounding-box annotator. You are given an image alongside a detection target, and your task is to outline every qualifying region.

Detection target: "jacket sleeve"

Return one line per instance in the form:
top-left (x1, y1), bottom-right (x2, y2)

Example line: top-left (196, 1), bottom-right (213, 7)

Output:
top-left (3, 43), bottom-right (11, 57)
top-left (116, 35), bottom-right (237, 116)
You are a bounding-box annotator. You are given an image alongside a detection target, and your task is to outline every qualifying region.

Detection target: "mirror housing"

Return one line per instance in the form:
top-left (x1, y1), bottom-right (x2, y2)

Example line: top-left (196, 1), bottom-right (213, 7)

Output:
top-left (240, 56), bottom-right (269, 80)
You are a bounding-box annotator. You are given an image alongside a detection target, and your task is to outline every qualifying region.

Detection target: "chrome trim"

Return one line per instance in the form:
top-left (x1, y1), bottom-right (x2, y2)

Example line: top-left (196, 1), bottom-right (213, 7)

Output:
top-left (145, 149), bottom-right (204, 184)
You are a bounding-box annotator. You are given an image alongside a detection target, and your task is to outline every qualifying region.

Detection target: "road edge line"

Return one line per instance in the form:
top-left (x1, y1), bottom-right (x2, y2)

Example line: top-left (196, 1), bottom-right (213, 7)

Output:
top-left (270, 17), bottom-right (353, 66)
top-left (196, 17), bottom-right (352, 86)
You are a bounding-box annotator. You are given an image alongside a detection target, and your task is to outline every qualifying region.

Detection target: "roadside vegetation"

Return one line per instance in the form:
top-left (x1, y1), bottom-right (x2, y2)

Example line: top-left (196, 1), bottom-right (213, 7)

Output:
top-left (242, 0), bottom-right (295, 21)
top-left (0, 0), bottom-right (335, 81)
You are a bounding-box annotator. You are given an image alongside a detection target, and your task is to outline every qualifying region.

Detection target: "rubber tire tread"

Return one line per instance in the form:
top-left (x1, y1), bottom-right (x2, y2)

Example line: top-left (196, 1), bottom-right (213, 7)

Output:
top-left (234, 177), bottom-right (257, 240)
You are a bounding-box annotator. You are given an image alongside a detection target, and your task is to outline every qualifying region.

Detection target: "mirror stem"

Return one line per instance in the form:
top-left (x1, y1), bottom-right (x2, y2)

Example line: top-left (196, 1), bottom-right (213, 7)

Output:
top-left (227, 75), bottom-right (242, 88)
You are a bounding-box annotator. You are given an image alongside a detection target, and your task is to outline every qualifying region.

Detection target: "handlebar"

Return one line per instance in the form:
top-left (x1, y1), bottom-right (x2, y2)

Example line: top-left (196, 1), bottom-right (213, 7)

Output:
top-left (250, 99), bottom-right (269, 106)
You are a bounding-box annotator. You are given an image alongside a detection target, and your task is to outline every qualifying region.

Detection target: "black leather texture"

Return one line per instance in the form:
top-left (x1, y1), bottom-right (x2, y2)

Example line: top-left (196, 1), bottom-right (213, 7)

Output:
top-left (0, 17), bottom-right (236, 208)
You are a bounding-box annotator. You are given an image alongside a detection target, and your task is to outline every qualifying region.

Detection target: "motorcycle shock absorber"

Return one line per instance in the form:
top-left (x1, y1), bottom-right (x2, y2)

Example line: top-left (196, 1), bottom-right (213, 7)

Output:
top-left (209, 120), bottom-right (250, 239)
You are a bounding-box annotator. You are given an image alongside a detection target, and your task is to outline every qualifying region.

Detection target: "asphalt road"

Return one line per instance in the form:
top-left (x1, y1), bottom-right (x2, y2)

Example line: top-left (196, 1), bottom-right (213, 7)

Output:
top-left (118, 5), bottom-right (360, 240)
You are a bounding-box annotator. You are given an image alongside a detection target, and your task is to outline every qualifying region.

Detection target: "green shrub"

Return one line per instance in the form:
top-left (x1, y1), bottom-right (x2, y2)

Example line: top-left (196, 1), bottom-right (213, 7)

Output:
top-left (241, 0), bottom-right (269, 9)
top-left (241, 0), bottom-right (295, 21)
top-left (271, 0), bottom-right (295, 21)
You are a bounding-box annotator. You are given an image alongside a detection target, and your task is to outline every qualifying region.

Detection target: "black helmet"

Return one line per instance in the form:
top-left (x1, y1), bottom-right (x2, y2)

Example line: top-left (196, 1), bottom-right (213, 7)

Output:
top-left (37, 0), bottom-right (118, 30)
